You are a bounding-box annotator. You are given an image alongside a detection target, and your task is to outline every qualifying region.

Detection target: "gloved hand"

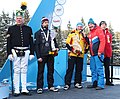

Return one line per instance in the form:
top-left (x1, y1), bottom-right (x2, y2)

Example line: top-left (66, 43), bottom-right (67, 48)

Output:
top-left (29, 55), bottom-right (35, 60)
top-left (72, 48), bottom-right (76, 53)
top-left (76, 50), bottom-right (82, 55)
top-left (38, 58), bottom-right (43, 62)
top-left (8, 54), bottom-right (14, 61)
top-left (11, 49), bottom-right (17, 60)
top-left (55, 48), bottom-right (59, 51)
top-left (72, 48), bottom-right (82, 55)
top-left (98, 53), bottom-right (104, 63)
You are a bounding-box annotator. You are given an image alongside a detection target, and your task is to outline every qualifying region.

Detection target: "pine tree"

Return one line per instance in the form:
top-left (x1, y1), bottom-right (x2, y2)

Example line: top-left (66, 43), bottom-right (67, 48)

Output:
top-left (52, 25), bottom-right (69, 49)
top-left (53, 26), bottom-right (63, 48)
top-left (0, 11), bottom-right (15, 67)
top-left (81, 17), bottom-right (85, 26)
top-left (11, 12), bottom-right (15, 25)
top-left (81, 17), bottom-right (89, 34)
top-left (24, 9), bottom-right (30, 25)
top-left (67, 20), bottom-right (72, 35)
top-left (109, 23), bottom-right (120, 65)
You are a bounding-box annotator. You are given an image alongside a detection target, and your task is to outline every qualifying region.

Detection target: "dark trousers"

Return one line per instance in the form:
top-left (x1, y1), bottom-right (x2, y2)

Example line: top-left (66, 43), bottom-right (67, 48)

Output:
top-left (64, 56), bottom-right (83, 86)
top-left (104, 57), bottom-right (111, 83)
top-left (37, 55), bottom-right (54, 89)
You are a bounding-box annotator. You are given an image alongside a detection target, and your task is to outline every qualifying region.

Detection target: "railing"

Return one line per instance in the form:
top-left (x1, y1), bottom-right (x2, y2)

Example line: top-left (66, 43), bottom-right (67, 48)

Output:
top-left (110, 64), bottom-right (120, 83)
top-left (86, 64), bottom-right (120, 83)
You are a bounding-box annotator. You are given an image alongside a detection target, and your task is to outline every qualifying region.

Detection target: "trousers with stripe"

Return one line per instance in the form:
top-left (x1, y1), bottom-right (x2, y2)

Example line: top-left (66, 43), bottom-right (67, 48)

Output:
top-left (13, 50), bottom-right (30, 93)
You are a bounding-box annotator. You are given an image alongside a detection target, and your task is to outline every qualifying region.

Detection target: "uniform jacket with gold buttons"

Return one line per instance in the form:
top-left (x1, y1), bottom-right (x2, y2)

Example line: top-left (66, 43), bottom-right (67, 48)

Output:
top-left (7, 24), bottom-right (34, 55)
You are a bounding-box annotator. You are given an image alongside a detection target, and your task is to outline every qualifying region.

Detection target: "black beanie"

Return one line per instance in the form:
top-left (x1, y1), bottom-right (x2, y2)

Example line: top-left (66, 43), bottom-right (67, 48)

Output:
top-left (99, 21), bottom-right (107, 26)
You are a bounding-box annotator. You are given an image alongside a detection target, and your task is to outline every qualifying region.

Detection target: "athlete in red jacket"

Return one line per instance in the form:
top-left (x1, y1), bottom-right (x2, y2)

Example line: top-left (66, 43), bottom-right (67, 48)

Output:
top-left (99, 21), bottom-right (114, 86)
top-left (87, 18), bottom-right (105, 90)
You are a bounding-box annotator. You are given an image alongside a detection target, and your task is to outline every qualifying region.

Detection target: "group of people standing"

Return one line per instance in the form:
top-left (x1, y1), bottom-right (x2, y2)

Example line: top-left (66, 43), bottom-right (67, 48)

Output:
top-left (7, 10), bottom-right (59, 97)
top-left (6, 10), bottom-right (113, 97)
top-left (64, 18), bottom-right (113, 91)
top-left (86, 19), bottom-right (113, 90)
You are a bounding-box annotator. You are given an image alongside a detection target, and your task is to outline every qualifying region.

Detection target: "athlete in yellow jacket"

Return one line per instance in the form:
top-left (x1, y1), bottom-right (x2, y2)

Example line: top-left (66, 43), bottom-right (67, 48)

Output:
top-left (64, 22), bottom-right (89, 90)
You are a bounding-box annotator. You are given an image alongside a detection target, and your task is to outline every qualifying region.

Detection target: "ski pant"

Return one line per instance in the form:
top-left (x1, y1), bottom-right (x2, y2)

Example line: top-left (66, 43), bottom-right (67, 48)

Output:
top-left (64, 56), bottom-right (83, 86)
top-left (104, 57), bottom-right (111, 83)
top-left (90, 55), bottom-right (104, 88)
top-left (37, 55), bottom-right (54, 89)
top-left (82, 53), bottom-right (88, 81)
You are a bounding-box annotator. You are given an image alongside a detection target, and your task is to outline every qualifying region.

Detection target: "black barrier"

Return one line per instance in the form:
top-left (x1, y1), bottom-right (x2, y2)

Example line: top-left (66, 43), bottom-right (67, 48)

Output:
top-left (110, 64), bottom-right (120, 81)
top-left (86, 63), bottom-right (120, 83)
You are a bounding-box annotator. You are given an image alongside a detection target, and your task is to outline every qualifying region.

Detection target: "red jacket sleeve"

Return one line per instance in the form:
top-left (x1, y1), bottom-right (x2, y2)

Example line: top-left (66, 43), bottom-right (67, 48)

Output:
top-left (110, 33), bottom-right (112, 44)
top-left (97, 28), bottom-right (105, 54)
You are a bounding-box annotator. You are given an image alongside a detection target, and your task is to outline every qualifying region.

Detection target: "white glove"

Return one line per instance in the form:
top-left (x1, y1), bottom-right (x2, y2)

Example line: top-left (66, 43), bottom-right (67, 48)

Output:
top-left (11, 49), bottom-right (17, 60)
top-left (51, 39), bottom-right (56, 51)
top-left (29, 55), bottom-right (35, 60)
top-left (8, 54), bottom-right (14, 61)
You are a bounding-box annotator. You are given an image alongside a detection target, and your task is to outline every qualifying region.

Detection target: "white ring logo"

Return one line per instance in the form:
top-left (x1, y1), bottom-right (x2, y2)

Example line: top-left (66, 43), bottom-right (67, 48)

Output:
top-left (54, 5), bottom-right (64, 16)
top-left (52, 16), bottom-right (61, 27)
top-left (57, 0), bottom-right (66, 5)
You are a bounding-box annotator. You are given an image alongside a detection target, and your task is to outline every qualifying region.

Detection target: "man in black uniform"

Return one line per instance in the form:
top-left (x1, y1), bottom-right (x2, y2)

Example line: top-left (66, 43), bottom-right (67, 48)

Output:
top-left (34, 17), bottom-right (59, 94)
top-left (7, 10), bottom-right (34, 97)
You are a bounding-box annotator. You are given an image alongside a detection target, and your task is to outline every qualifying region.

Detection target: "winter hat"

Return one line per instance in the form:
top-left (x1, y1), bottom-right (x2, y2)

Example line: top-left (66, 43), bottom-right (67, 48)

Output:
top-left (88, 18), bottom-right (95, 25)
top-left (99, 21), bottom-right (107, 26)
top-left (41, 17), bottom-right (49, 24)
top-left (76, 22), bottom-right (83, 27)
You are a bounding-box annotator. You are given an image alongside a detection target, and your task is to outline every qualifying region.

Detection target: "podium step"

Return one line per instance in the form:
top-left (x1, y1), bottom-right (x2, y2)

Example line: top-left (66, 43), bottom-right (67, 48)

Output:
top-left (0, 83), bottom-right (9, 99)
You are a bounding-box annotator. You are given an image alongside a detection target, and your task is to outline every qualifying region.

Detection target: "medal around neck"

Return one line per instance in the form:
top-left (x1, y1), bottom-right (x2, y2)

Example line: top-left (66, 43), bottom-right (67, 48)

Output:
top-left (45, 42), bottom-right (49, 47)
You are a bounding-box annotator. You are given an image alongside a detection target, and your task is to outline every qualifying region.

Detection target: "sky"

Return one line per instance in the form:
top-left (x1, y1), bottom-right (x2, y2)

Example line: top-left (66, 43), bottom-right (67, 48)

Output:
top-left (0, 0), bottom-right (120, 32)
